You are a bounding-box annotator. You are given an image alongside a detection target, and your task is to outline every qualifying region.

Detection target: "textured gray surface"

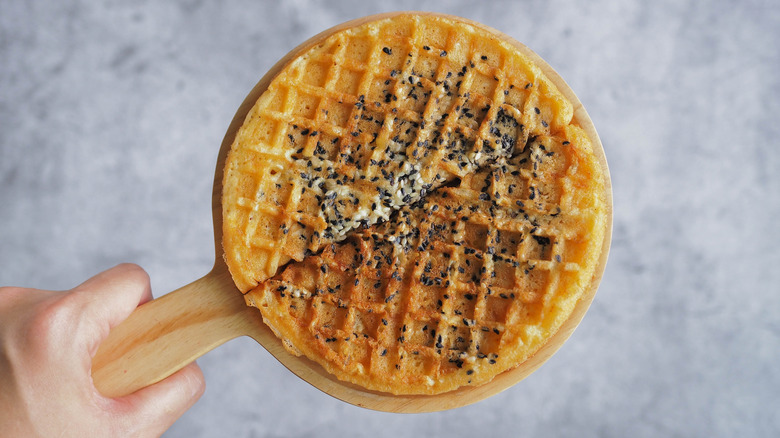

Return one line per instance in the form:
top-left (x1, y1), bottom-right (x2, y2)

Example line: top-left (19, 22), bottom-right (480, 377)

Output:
top-left (1, 0), bottom-right (778, 437)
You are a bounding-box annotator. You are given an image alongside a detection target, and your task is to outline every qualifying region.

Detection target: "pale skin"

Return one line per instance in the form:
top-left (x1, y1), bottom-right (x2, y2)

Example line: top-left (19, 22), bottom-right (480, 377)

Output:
top-left (0, 264), bottom-right (206, 438)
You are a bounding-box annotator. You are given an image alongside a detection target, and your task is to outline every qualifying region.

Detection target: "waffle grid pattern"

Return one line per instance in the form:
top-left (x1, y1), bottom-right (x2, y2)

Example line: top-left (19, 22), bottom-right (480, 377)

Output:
top-left (225, 14), bottom-right (606, 393)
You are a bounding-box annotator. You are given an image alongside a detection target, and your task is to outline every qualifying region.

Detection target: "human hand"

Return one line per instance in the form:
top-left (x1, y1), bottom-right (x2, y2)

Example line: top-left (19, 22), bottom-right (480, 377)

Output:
top-left (0, 264), bottom-right (206, 438)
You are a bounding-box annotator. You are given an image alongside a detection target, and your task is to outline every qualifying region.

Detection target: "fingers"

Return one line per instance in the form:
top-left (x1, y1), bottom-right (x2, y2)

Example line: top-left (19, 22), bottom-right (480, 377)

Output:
top-left (114, 361), bottom-right (206, 437)
top-left (70, 265), bottom-right (206, 436)
top-left (72, 264), bottom-right (153, 330)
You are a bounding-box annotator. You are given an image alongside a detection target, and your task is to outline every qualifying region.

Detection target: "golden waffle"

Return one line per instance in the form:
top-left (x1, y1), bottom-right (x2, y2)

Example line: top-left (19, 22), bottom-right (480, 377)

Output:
top-left (226, 12), bottom-right (609, 394)
top-left (222, 12), bottom-right (576, 291)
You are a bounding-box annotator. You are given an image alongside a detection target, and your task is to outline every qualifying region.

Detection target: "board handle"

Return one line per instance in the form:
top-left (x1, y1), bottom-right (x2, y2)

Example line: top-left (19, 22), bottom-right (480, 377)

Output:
top-left (91, 265), bottom-right (253, 397)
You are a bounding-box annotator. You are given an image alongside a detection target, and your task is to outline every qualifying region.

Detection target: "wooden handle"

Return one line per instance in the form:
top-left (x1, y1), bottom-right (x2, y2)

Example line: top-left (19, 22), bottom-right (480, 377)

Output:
top-left (91, 265), bottom-right (255, 397)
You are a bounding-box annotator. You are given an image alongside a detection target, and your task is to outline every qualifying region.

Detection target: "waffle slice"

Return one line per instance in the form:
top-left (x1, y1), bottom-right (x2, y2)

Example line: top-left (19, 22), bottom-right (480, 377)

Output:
top-left (222, 13), bottom-right (576, 291)
top-left (247, 129), bottom-right (607, 394)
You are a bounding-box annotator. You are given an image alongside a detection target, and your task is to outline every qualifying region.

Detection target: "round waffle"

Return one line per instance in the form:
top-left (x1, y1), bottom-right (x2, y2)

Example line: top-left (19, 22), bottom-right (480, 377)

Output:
top-left (224, 12), bottom-right (609, 394)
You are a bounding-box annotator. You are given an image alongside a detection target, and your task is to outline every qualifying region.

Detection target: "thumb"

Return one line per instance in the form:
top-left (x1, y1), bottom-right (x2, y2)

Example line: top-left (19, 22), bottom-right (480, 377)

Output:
top-left (113, 361), bottom-right (206, 437)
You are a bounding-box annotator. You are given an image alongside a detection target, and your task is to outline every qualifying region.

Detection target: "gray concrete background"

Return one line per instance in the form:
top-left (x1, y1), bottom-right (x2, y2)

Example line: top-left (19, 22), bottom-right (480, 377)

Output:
top-left (1, 1), bottom-right (778, 437)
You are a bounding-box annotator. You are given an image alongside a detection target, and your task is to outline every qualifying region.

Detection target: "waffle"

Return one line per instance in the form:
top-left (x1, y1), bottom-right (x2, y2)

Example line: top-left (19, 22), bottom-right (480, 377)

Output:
top-left (222, 12), bottom-right (576, 291)
top-left (227, 12), bottom-right (609, 394)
